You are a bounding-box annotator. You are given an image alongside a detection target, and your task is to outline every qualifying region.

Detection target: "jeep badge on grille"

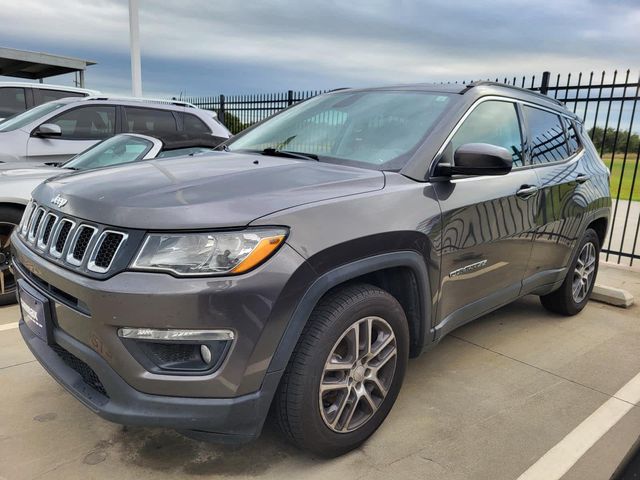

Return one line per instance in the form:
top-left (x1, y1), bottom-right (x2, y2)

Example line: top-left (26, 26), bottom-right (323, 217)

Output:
top-left (51, 195), bottom-right (68, 208)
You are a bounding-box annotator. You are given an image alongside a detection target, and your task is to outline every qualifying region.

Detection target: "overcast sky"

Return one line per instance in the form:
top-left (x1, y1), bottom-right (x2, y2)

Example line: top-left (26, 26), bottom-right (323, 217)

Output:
top-left (1, 0), bottom-right (638, 97)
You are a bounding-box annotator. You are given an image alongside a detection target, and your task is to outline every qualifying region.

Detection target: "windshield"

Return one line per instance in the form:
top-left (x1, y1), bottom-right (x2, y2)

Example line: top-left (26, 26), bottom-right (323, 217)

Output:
top-left (227, 91), bottom-right (452, 170)
top-left (0, 102), bottom-right (66, 132)
top-left (63, 135), bottom-right (154, 170)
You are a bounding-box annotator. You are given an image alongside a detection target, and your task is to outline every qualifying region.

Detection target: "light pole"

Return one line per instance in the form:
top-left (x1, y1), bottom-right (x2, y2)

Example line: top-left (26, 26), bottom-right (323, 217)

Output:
top-left (129, 0), bottom-right (142, 96)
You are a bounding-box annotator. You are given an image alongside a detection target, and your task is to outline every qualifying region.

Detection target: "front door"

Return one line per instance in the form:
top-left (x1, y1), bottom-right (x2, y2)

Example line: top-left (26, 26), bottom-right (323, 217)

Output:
top-left (432, 99), bottom-right (539, 338)
top-left (27, 105), bottom-right (116, 163)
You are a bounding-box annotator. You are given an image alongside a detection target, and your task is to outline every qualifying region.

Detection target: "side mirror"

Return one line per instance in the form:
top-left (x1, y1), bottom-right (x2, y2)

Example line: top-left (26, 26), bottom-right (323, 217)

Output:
top-left (33, 123), bottom-right (62, 137)
top-left (437, 143), bottom-right (513, 177)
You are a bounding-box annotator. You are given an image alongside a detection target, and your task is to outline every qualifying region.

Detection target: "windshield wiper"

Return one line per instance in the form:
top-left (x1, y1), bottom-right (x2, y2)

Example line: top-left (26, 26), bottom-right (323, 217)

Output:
top-left (261, 148), bottom-right (319, 161)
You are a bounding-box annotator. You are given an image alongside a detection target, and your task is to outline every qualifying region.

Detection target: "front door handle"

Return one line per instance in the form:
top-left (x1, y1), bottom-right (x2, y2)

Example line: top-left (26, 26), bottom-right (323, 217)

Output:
top-left (516, 185), bottom-right (539, 199)
top-left (575, 174), bottom-right (590, 184)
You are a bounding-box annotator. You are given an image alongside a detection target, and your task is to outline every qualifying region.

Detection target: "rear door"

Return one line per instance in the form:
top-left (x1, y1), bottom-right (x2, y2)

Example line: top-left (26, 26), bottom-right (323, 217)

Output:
top-left (432, 99), bottom-right (540, 337)
top-left (26, 105), bottom-right (116, 163)
top-left (521, 106), bottom-right (588, 289)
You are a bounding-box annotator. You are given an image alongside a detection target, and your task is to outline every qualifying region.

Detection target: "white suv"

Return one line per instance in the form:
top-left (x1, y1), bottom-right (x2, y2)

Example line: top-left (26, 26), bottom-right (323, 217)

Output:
top-left (0, 96), bottom-right (231, 164)
top-left (0, 82), bottom-right (99, 122)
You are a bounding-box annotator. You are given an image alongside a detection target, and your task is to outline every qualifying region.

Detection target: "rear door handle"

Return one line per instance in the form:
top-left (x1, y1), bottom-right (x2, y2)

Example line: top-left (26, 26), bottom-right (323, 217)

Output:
top-left (516, 185), bottom-right (539, 199)
top-left (575, 174), bottom-right (590, 184)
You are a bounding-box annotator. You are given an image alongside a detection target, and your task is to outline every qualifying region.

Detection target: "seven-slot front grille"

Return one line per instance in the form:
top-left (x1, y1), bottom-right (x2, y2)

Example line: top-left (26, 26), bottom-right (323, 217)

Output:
top-left (19, 202), bottom-right (129, 276)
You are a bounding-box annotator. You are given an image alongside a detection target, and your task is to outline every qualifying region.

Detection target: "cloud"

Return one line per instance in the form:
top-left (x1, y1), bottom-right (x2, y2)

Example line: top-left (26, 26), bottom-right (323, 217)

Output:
top-left (0, 0), bottom-right (638, 94)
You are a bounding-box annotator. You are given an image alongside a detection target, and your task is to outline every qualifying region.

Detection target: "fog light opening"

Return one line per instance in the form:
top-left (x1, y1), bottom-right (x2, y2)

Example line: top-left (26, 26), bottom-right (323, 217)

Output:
top-left (200, 344), bottom-right (212, 364)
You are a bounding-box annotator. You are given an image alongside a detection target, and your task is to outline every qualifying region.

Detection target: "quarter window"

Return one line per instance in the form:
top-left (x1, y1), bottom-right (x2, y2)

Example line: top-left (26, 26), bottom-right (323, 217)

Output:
top-left (447, 100), bottom-right (523, 167)
top-left (0, 87), bottom-right (27, 118)
top-left (47, 106), bottom-right (116, 140)
top-left (183, 113), bottom-right (211, 134)
top-left (523, 106), bottom-right (568, 164)
top-left (563, 117), bottom-right (580, 155)
top-left (125, 107), bottom-right (178, 135)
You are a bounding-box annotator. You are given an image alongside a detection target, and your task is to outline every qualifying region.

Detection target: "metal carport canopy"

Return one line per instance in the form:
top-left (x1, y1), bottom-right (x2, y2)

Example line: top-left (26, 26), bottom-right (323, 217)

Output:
top-left (0, 47), bottom-right (95, 86)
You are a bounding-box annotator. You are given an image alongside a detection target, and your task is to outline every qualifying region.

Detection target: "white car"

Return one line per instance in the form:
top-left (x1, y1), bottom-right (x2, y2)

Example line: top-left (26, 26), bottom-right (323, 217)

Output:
top-left (0, 82), bottom-right (99, 122)
top-left (0, 96), bottom-right (230, 164)
top-left (0, 132), bottom-right (220, 304)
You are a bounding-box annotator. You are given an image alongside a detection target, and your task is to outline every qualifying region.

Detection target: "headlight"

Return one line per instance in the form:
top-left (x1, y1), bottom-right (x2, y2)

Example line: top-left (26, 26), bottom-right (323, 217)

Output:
top-left (131, 228), bottom-right (287, 276)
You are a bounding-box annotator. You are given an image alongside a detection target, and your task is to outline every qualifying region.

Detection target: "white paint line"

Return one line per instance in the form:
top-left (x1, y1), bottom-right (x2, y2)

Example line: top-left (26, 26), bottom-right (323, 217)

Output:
top-left (517, 371), bottom-right (640, 480)
top-left (0, 322), bottom-right (19, 332)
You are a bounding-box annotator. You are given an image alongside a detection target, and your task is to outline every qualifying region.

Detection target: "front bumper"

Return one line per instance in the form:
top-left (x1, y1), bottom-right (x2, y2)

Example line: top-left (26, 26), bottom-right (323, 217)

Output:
top-left (20, 320), bottom-right (279, 441)
top-left (11, 231), bottom-right (317, 437)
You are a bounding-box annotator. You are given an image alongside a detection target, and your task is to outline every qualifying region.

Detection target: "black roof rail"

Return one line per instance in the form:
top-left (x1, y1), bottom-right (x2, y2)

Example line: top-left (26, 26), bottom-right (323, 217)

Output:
top-left (464, 81), bottom-right (564, 106)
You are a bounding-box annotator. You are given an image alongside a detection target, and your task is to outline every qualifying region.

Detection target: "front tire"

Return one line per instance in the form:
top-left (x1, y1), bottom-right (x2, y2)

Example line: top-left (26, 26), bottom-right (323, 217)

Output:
top-left (274, 283), bottom-right (409, 457)
top-left (0, 205), bottom-right (24, 306)
top-left (540, 228), bottom-right (600, 316)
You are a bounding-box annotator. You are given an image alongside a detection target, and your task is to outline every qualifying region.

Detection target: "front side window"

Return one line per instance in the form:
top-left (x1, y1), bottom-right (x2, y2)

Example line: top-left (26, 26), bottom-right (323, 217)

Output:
top-left (523, 106), bottom-right (568, 164)
top-left (48, 106), bottom-right (116, 140)
top-left (445, 100), bottom-right (523, 167)
top-left (0, 102), bottom-right (66, 132)
top-left (0, 87), bottom-right (26, 118)
top-left (125, 107), bottom-right (178, 135)
top-left (63, 135), bottom-right (154, 170)
top-left (228, 91), bottom-right (453, 170)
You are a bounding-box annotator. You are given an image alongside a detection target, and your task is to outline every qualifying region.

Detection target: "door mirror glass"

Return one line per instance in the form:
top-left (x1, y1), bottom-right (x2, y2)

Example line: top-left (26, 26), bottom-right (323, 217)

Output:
top-left (34, 123), bottom-right (62, 137)
top-left (437, 143), bottom-right (513, 176)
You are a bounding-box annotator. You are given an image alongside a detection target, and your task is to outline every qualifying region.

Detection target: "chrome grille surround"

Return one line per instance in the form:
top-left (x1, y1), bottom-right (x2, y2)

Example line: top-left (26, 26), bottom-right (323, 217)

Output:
top-left (66, 225), bottom-right (98, 266)
top-left (18, 203), bottom-right (132, 277)
top-left (87, 230), bottom-right (128, 273)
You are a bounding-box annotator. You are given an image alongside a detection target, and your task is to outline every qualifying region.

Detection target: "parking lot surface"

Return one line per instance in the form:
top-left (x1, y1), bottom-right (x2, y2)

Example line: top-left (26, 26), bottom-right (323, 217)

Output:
top-left (0, 263), bottom-right (638, 480)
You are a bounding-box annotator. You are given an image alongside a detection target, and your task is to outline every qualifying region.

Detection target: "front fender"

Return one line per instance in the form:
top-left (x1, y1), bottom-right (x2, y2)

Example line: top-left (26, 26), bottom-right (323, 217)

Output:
top-left (266, 250), bottom-right (433, 374)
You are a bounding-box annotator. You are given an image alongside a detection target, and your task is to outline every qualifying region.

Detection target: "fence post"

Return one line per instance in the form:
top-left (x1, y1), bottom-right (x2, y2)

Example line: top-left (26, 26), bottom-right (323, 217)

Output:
top-left (219, 94), bottom-right (226, 125)
top-left (287, 90), bottom-right (294, 106)
top-left (540, 71), bottom-right (551, 95)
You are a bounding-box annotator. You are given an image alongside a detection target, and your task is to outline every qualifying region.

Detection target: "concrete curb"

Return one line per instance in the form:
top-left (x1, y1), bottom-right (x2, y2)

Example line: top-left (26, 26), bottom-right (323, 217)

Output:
top-left (592, 285), bottom-right (634, 308)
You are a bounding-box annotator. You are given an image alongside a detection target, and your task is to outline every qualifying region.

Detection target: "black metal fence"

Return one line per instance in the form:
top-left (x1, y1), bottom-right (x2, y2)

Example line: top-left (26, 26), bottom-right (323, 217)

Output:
top-left (185, 69), bottom-right (640, 265)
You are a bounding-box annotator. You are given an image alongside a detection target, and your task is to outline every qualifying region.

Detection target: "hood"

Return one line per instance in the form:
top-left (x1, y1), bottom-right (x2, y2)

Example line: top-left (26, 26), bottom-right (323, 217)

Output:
top-left (32, 152), bottom-right (385, 229)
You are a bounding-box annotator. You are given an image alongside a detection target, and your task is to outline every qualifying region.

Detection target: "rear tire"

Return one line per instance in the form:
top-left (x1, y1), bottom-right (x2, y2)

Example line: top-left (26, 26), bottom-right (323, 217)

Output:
top-left (0, 205), bottom-right (24, 306)
top-left (274, 283), bottom-right (409, 457)
top-left (540, 228), bottom-right (600, 316)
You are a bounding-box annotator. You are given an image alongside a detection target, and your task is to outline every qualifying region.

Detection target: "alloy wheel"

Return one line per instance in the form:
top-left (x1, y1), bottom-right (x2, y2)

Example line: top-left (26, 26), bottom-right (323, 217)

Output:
top-left (572, 241), bottom-right (596, 303)
top-left (319, 316), bottom-right (397, 433)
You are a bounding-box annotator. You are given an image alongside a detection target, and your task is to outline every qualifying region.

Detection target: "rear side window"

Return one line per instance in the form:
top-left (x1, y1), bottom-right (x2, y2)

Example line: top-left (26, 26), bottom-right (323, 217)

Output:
top-left (38, 89), bottom-right (86, 104)
top-left (447, 100), bottom-right (524, 167)
top-left (0, 87), bottom-right (27, 118)
top-left (48, 106), bottom-right (116, 140)
top-left (183, 113), bottom-right (211, 134)
top-left (523, 106), bottom-right (568, 164)
top-left (563, 117), bottom-right (580, 155)
top-left (125, 107), bottom-right (178, 135)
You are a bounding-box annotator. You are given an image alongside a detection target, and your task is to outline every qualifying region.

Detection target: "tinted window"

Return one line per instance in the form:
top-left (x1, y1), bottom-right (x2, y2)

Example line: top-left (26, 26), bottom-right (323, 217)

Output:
top-left (38, 89), bottom-right (85, 104)
top-left (0, 87), bottom-right (27, 118)
top-left (125, 107), bottom-right (178, 135)
top-left (0, 102), bottom-right (66, 132)
top-left (523, 106), bottom-right (568, 164)
top-left (563, 117), bottom-right (580, 155)
top-left (229, 91), bottom-right (452, 169)
top-left (183, 113), bottom-right (211, 134)
top-left (448, 101), bottom-right (523, 167)
top-left (49, 106), bottom-right (116, 140)
top-left (156, 147), bottom-right (212, 159)
top-left (63, 135), bottom-right (153, 170)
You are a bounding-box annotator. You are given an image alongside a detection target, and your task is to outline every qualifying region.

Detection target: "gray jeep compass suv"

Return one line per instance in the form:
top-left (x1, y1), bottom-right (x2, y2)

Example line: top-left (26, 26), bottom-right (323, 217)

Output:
top-left (11, 83), bottom-right (611, 456)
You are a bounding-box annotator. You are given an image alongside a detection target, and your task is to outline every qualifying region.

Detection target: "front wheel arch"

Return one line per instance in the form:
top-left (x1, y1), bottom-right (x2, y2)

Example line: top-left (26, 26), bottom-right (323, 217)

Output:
top-left (267, 250), bottom-right (433, 375)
